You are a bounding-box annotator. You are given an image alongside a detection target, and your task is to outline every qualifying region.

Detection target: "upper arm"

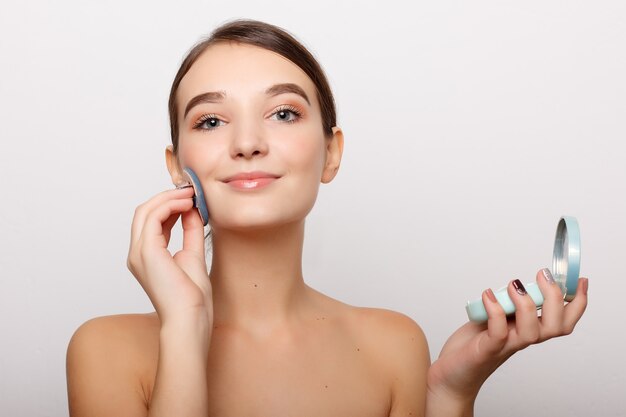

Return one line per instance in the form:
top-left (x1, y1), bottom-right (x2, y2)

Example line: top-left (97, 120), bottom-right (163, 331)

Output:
top-left (379, 311), bottom-right (431, 417)
top-left (66, 315), bottom-right (149, 417)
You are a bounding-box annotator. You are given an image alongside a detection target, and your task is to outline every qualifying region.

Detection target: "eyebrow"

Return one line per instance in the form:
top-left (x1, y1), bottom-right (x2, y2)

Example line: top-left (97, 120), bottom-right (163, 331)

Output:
top-left (183, 91), bottom-right (225, 119)
top-left (265, 83), bottom-right (310, 106)
top-left (183, 83), bottom-right (311, 119)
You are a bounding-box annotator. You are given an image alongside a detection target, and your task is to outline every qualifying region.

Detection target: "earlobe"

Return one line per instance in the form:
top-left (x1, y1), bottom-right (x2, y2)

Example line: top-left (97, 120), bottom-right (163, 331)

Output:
top-left (165, 145), bottom-right (185, 186)
top-left (321, 127), bottom-right (344, 184)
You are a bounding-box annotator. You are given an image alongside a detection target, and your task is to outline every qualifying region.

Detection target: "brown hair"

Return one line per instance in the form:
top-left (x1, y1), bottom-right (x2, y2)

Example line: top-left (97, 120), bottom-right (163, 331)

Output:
top-left (168, 19), bottom-right (337, 155)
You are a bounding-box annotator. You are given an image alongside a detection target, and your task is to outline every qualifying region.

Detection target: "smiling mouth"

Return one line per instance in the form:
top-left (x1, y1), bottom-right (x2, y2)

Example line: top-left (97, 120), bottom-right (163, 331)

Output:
top-left (221, 171), bottom-right (281, 190)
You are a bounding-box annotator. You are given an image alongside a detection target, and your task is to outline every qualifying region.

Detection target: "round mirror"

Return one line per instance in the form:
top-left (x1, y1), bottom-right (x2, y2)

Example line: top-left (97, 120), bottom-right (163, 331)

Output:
top-left (552, 216), bottom-right (581, 302)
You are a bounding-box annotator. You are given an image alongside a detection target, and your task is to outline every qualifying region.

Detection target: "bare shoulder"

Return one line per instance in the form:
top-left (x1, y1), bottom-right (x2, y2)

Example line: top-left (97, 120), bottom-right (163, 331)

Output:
top-left (346, 306), bottom-right (425, 333)
top-left (343, 306), bottom-right (431, 416)
top-left (307, 287), bottom-right (429, 357)
top-left (346, 306), bottom-right (430, 359)
top-left (66, 313), bottom-right (160, 416)
top-left (68, 312), bottom-right (160, 360)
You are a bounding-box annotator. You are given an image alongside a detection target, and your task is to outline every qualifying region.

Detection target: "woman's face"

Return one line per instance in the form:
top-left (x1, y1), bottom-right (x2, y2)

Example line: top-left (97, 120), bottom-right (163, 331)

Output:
top-left (167, 42), bottom-right (343, 232)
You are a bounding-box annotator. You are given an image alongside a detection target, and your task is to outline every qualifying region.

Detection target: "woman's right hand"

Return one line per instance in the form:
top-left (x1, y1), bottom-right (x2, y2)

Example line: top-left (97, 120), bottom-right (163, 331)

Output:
top-left (127, 186), bottom-right (213, 326)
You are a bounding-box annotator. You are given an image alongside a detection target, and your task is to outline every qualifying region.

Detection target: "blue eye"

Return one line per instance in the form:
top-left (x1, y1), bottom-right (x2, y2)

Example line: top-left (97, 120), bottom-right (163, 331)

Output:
top-left (193, 114), bottom-right (225, 131)
top-left (270, 105), bottom-right (302, 123)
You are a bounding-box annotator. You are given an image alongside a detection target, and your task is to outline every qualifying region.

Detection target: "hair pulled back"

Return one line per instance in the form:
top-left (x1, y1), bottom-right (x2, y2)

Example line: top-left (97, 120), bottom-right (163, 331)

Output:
top-left (168, 19), bottom-right (337, 155)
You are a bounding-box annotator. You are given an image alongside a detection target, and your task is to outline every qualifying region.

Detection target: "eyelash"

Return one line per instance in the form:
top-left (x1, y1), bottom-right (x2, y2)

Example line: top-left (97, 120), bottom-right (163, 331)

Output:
top-left (192, 105), bottom-right (303, 131)
top-left (270, 105), bottom-right (302, 124)
top-left (192, 113), bottom-right (222, 131)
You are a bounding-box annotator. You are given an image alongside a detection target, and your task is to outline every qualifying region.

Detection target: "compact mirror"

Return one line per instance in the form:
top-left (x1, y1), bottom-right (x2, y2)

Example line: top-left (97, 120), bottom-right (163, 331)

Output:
top-left (552, 216), bottom-right (581, 302)
top-left (465, 216), bottom-right (581, 322)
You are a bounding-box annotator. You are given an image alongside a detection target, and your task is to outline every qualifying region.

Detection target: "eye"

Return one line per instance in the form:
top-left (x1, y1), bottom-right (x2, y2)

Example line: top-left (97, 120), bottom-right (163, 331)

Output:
top-left (269, 105), bottom-right (302, 123)
top-left (193, 114), bottom-right (226, 131)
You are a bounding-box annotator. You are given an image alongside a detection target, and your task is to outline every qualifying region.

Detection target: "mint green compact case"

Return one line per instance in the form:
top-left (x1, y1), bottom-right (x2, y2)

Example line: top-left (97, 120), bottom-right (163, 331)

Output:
top-left (465, 216), bottom-right (581, 323)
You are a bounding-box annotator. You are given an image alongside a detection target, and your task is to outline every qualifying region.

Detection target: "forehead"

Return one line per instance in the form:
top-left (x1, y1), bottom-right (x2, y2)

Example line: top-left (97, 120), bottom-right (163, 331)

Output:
top-left (177, 42), bottom-right (319, 111)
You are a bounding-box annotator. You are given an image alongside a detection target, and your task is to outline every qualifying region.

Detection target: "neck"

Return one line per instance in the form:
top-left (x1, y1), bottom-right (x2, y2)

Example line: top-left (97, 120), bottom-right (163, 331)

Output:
top-left (208, 220), bottom-right (310, 333)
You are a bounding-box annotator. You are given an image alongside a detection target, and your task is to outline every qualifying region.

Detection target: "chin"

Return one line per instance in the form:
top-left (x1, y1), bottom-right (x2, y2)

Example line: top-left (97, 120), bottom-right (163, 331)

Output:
top-left (210, 208), bottom-right (310, 233)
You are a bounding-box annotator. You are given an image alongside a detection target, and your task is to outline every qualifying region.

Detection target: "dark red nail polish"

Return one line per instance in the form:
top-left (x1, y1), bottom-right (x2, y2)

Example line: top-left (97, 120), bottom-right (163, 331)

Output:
top-left (512, 279), bottom-right (527, 295)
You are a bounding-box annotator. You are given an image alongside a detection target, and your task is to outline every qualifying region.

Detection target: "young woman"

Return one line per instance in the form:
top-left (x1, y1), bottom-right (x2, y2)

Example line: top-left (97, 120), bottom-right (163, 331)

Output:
top-left (66, 19), bottom-right (588, 417)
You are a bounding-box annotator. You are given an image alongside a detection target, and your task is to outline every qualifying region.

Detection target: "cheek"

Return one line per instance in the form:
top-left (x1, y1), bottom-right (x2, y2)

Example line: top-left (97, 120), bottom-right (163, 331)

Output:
top-left (178, 137), bottom-right (224, 178)
top-left (277, 129), bottom-right (326, 177)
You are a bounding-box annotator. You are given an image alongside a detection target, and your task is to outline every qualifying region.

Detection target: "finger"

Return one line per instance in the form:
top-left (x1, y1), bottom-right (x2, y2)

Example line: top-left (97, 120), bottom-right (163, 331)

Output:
top-left (536, 268), bottom-right (566, 340)
top-left (162, 211), bottom-right (182, 246)
top-left (174, 209), bottom-right (211, 300)
top-left (130, 209), bottom-right (183, 275)
top-left (562, 277), bottom-right (589, 335)
top-left (508, 279), bottom-right (540, 348)
top-left (130, 187), bottom-right (195, 247)
top-left (141, 197), bottom-right (195, 246)
top-left (181, 207), bottom-right (206, 257)
top-left (478, 288), bottom-right (509, 355)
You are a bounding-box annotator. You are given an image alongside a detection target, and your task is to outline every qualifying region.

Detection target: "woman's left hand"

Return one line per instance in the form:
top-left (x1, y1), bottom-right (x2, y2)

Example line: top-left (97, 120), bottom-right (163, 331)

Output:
top-left (427, 269), bottom-right (588, 402)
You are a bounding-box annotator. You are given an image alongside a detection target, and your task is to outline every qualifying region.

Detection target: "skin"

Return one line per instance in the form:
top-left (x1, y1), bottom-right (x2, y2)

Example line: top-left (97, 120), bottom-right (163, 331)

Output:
top-left (66, 42), bottom-right (588, 417)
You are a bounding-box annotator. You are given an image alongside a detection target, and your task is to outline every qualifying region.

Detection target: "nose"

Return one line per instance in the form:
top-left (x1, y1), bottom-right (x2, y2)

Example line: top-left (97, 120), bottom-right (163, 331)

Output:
top-left (230, 120), bottom-right (269, 160)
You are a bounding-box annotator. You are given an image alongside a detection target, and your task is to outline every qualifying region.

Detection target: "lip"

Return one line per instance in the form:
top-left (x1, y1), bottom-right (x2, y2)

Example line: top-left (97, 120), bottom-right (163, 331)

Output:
top-left (221, 171), bottom-right (281, 190)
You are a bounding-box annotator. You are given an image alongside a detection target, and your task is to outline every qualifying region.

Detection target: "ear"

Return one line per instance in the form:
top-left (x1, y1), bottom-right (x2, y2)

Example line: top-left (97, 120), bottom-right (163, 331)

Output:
top-left (321, 126), bottom-right (344, 184)
top-left (165, 145), bottom-right (187, 186)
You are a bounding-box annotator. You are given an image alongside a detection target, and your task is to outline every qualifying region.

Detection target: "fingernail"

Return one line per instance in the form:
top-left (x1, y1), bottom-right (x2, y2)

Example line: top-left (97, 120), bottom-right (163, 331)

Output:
top-left (176, 184), bottom-right (193, 190)
top-left (582, 278), bottom-right (589, 295)
top-left (512, 279), bottom-right (527, 295)
top-left (542, 268), bottom-right (556, 284)
top-left (485, 288), bottom-right (497, 303)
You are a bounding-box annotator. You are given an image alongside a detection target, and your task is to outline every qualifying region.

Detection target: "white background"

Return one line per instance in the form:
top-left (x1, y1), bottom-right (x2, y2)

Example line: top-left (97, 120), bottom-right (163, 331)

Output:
top-left (1, 1), bottom-right (624, 416)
